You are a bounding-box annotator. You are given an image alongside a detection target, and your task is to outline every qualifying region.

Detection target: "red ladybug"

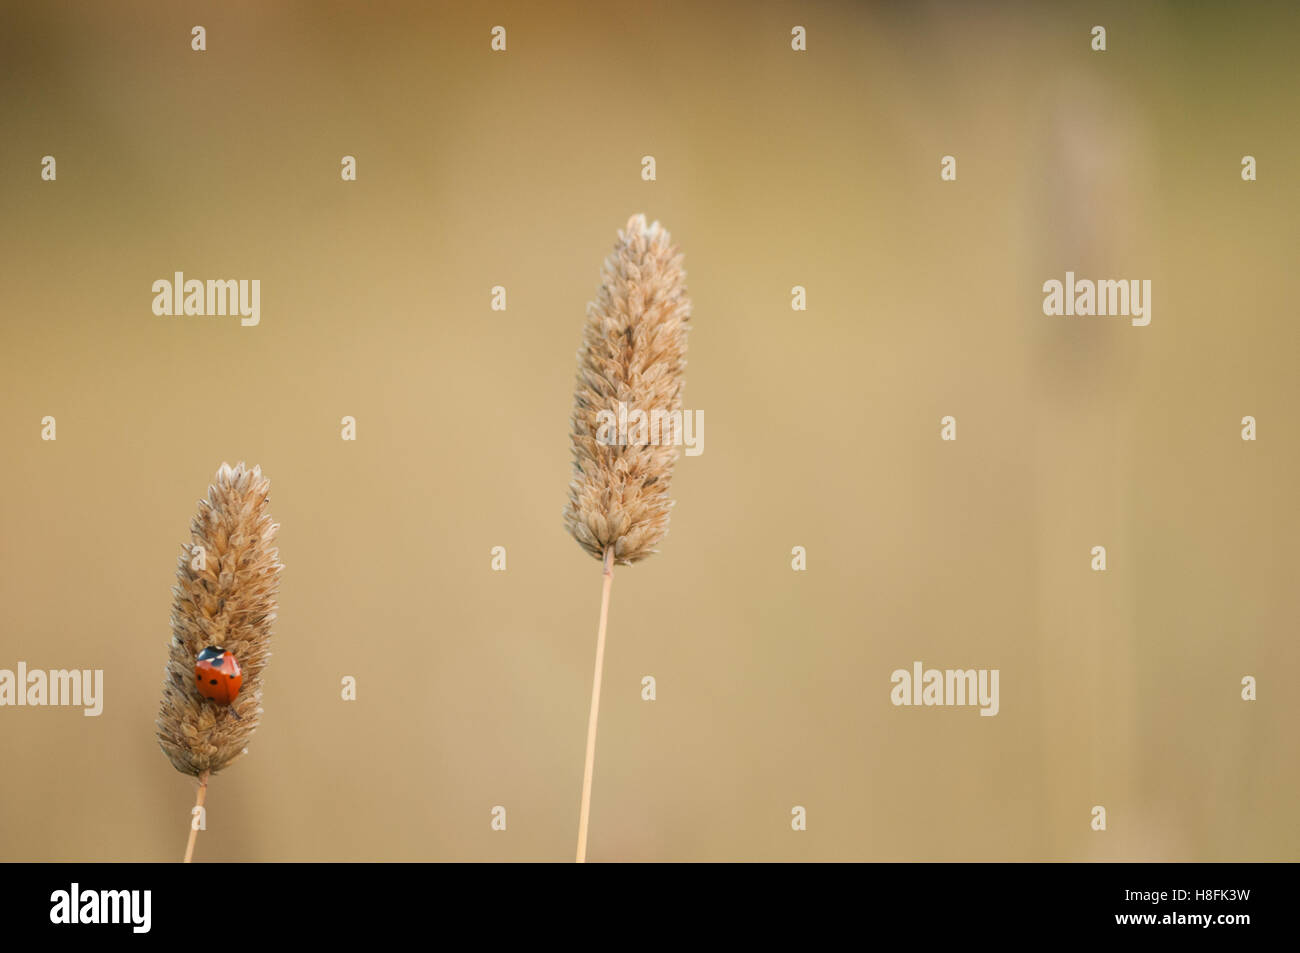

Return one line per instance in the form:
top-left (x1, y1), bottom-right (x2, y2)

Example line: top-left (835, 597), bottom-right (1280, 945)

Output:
top-left (195, 646), bottom-right (242, 705)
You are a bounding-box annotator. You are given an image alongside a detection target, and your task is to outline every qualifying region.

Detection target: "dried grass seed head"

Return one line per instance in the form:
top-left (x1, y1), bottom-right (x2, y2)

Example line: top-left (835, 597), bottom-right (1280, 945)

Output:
top-left (564, 214), bottom-right (691, 565)
top-left (156, 462), bottom-right (281, 777)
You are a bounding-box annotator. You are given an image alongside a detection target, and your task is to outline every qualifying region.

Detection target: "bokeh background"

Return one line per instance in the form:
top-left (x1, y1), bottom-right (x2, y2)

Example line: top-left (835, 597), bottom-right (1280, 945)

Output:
top-left (1, 0), bottom-right (1297, 861)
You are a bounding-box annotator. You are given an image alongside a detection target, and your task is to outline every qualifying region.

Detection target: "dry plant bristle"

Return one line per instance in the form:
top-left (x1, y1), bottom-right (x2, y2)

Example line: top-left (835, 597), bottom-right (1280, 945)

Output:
top-left (156, 462), bottom-right (281, 778)
top-left (563, 213), bottom-right (691, 565)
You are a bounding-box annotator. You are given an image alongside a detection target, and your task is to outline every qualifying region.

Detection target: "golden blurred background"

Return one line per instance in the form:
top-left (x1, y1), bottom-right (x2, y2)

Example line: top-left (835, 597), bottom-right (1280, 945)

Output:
top-left (1, 0), bottom-right (1297, 861)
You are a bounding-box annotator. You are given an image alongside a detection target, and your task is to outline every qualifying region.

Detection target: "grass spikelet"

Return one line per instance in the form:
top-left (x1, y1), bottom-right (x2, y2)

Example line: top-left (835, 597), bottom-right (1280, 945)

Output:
top-left (564, 213), bottom-right (691, 565)
top-left (155, 462), bottom-right (281, 861)
top-left (564, 214), bottom-right (691, 862)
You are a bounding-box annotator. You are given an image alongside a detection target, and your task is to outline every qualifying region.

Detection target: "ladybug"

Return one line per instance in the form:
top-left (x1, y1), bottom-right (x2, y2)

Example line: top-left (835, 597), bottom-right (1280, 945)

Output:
top-left (195, 646), bottom-right (242, 705)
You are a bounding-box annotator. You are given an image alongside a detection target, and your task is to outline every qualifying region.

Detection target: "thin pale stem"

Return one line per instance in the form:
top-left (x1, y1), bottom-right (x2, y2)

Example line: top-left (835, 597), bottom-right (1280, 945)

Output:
top-left (183, 770), bottom-right (210, 863)
top-left (576, 547), bottom-right (615, 863)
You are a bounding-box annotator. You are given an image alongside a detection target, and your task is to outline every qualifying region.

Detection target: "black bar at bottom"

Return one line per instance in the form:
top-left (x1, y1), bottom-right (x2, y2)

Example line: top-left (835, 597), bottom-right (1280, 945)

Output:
top-left (3, 861), bottom-right (1279, 940)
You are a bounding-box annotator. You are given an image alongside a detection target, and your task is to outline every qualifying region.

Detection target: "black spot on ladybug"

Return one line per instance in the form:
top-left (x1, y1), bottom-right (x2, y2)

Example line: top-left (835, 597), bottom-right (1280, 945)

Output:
top-left (209, 679), bottom-right (218, 685)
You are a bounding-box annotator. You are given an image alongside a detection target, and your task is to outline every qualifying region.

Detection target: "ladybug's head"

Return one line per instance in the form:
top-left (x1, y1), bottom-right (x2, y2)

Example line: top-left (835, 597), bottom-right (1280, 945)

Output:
top-left (196, 646), bottom-right (226, 665)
